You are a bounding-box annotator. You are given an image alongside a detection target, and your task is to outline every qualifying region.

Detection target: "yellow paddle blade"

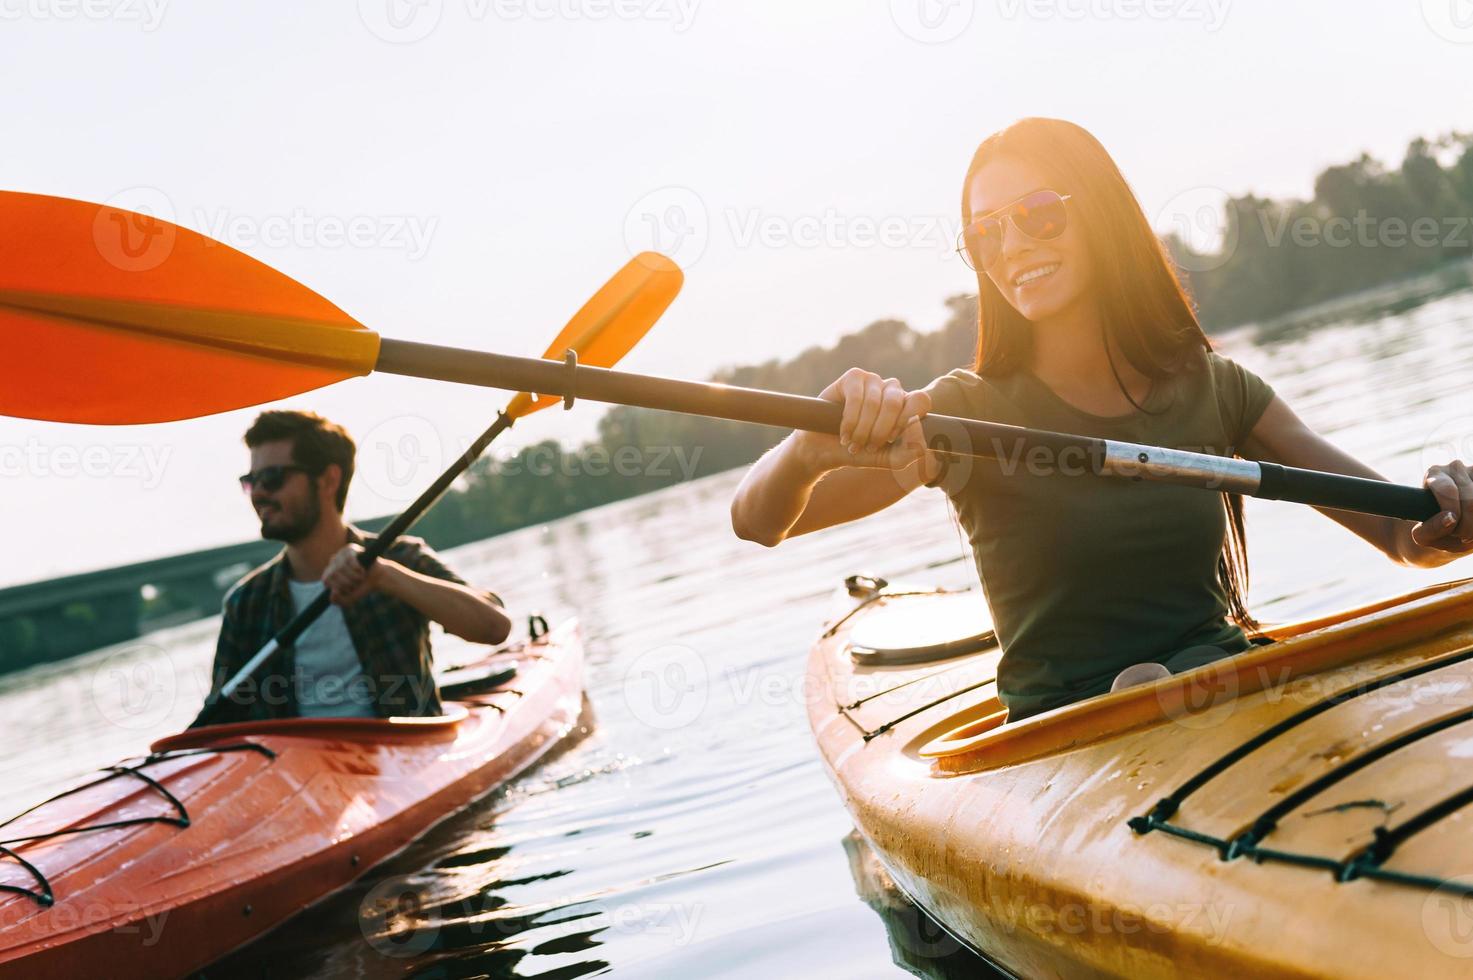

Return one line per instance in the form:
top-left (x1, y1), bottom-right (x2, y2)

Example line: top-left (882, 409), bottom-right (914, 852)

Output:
top-left (503, 252), bottom-right (682, 420)
top-left (0, 191), bottom-right (379, 425)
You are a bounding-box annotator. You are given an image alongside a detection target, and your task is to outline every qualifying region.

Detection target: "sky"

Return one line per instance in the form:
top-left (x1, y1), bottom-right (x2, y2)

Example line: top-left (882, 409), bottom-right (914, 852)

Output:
top-left (4, 1), bottom-right (1473, 586)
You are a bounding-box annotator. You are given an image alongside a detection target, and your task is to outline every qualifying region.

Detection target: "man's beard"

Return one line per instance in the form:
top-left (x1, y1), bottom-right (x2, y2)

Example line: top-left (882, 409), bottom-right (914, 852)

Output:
top-left (259, 489), bottom-right (321, 543)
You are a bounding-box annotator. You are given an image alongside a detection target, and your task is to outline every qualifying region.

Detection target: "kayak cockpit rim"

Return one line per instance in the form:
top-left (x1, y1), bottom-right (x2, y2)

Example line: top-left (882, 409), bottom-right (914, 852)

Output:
top-left (150, 701), bottom-right (475, 753)
top-left (825, 577), bottom-right (1473, 776)
top-left (926, 578), bottom-right (1473, 774)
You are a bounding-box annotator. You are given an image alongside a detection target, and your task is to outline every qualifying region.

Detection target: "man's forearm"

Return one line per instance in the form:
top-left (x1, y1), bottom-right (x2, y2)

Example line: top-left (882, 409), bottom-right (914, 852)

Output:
top-left (378, 562), bottom-right (511, 644)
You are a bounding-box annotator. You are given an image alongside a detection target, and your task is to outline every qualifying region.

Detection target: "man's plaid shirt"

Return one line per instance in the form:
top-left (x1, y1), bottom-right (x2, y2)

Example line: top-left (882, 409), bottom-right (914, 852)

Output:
top-left (195, 525), bottom-right (500, 724)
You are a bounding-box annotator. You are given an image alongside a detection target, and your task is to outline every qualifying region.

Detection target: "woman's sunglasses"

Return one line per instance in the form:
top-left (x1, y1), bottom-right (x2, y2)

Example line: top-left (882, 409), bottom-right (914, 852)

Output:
top-left (239, 464), bottom-right (314, 494)
top-left (955, 189), bottom-right (1072, 271)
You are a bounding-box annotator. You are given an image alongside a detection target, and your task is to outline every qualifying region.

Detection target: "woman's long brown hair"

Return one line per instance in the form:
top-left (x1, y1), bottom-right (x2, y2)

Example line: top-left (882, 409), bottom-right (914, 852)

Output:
top-left (961, 117), bottom-right (1258, 632)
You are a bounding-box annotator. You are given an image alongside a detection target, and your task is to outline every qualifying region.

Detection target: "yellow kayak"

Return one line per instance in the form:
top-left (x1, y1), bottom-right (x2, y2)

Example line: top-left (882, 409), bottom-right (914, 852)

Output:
top-left (808, 575), bottom-right (1473, 978)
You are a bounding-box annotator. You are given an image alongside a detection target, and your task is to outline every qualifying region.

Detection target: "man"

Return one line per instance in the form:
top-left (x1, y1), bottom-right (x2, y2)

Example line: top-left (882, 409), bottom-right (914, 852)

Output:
top-left (193, 410), bottom-right (509, 725)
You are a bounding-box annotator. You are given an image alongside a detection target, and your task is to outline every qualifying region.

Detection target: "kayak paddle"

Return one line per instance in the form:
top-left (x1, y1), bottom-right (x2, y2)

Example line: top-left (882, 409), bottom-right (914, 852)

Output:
top-left (320, 339), bottom-right (1443, 522)
top-left (1, 191), bottom-right (1440, 528)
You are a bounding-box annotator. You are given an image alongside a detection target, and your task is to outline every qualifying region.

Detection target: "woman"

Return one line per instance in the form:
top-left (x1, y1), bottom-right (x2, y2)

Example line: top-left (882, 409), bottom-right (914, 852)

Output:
top-left (730, 117), bottom-right (1473, 721)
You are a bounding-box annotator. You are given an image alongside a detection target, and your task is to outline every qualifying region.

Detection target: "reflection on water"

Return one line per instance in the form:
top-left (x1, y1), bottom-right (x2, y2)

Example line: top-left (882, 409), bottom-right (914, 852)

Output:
top-left (841, 832), bottom-right (1009, 980)
top-left (5, 286), bottom-right (1473, 977)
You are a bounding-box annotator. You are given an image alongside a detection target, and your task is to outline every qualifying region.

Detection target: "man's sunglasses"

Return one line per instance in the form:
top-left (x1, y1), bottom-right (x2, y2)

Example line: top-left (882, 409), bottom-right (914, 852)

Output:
top-left (955, 189), bottom-right (1072, 271)
top-left (239, 464), bottom-right (315, 493)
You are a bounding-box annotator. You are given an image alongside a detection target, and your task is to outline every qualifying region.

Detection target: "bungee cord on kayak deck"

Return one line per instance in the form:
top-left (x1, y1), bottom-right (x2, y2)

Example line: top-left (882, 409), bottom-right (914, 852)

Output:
top-left (1127, 653), bottom-right (1473, 898)
top-left (0, 743), bottom-right (276, 907)
top-left (1129, 636), bottom-right (1473, 830)
top-left (1059, 574), bottom-right (1473, 901)
top-left (835, 656), bottom-right (978, 712)
top-left (837, 678), bottom-right (999, 744)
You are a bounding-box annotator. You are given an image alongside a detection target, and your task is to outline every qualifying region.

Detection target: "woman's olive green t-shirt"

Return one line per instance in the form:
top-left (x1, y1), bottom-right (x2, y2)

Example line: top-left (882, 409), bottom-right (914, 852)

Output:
top-left (922, 349), bottom-right (1276, 720)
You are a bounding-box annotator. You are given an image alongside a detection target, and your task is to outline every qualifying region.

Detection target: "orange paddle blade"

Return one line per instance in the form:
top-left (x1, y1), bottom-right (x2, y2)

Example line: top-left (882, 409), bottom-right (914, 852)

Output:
top-left (504, 252), bottom-right (683, 420)
top-left (0, 191), bottom-right (379, 424)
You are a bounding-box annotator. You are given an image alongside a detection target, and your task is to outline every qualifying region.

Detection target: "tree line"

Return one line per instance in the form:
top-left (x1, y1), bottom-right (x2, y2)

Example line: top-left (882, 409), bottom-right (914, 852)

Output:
top-left (1173, 131), bottom-right (1473, 329)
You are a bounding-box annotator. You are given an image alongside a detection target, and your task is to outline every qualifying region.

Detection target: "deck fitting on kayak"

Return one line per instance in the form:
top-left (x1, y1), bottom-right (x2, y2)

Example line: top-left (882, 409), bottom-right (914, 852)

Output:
top-left (844, 574), bottom-right (888, 600)
top-left (1341, 783), bottom-right (1473, 883)
top-left (0, 743), bottom-right (276, 908)
top-left (1224, 827), bottom-right (1268, 862)
top-left (1125, 798), bottom-right (1179, 834)
top-left (0, 847), bottom-right (52, 907)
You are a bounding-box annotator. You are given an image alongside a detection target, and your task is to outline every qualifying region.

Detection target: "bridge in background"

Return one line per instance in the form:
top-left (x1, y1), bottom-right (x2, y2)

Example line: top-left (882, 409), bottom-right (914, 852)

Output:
top-left (0, 539), bottom-right (278, 672)
top-left (0, 516), bottom-right (391, 674)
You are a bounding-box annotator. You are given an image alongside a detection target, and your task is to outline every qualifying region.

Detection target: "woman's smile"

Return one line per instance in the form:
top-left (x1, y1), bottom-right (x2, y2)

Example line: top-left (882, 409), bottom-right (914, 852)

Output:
top-left (998, 248), bottom-right (1076, 320)
top-left (1010, 261), bottom-right (1061, 289)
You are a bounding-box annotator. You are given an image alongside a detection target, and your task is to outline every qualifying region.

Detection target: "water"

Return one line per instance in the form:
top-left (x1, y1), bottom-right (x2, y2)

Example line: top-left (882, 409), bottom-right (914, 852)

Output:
top-left (4, 288), bottom-right (1473, 978)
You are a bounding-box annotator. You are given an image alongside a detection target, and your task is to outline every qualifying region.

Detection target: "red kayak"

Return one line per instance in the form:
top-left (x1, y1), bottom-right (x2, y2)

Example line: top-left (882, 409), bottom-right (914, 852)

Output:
top-left (0, 618), bottom-right (584, 979)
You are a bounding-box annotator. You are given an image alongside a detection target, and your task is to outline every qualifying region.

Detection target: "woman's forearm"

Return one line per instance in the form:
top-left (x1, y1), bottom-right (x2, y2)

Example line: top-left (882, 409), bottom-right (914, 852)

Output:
top-left (731, 434), bottom-right (826, 547)
top-left (1243, 397), bottom-right (1472, 569)
top-left (730, 371), bottom-right (936, 547)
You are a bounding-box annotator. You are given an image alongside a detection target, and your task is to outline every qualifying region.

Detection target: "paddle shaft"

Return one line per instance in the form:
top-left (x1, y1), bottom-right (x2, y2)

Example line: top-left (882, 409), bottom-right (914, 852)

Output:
top-left (376, 338), bottom-right (1441, 523)
top-left (197, 410), bottom-right (514, 723)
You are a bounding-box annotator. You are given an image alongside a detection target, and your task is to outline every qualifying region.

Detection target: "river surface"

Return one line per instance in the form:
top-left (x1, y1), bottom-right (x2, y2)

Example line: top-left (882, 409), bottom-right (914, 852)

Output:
top-left (4, 286), bottom-right (1473, 978)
